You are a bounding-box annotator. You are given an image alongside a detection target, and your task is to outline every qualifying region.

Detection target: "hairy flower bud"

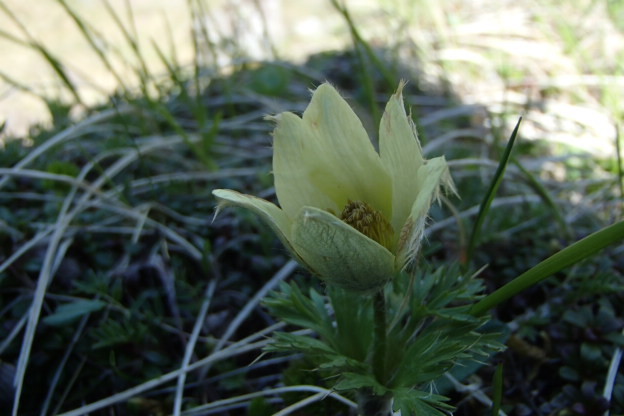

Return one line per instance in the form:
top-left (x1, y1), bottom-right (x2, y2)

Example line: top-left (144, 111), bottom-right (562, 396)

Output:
top-left (213, 82), bottom-right (454, 293)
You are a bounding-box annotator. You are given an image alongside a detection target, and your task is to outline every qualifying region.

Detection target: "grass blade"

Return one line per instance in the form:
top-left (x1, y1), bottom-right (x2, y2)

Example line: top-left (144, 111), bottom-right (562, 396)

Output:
top-left (492, 363), bottom-right (503, 416)
top-left (470, 219), bottom-right (624, 316)
top-left (616, 125), bottom-right (623, 216)
top-left (330, 0), bottom-right (398, 125)
top-left (54, 0), bottom-right (128, 92)
top-left (512, 158), bottom-right (571, 239)
top-left (0, 2), bottom-right (82, 105)
top-left (465, 117), bottom-right (522, 265)
top-left (101, 0), bottom-right (150, 86)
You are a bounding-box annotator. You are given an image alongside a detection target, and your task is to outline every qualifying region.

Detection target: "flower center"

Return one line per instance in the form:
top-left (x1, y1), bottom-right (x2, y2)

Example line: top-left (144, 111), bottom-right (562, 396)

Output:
top-left (340, 200), bottom-right (394, 251)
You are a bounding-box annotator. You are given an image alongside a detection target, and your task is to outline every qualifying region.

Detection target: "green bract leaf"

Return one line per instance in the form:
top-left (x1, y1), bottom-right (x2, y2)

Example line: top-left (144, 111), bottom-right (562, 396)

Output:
top-left (292, 207), bottom-right (395, 293)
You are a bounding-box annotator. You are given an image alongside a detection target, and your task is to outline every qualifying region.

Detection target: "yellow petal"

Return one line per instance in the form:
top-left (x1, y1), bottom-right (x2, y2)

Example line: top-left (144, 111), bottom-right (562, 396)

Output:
top-left (395, 157), bottom-right (453, 268)
top-left (272, 112), bottom-right (341, 218)
top-left (300, 83), bottom-right (392, 218)
top-left (291, 206), bottom-right (395, 293)
top-left (212, 189), bottom-right (305, 265)
top-left (379, 81), bottom-right (425, 235)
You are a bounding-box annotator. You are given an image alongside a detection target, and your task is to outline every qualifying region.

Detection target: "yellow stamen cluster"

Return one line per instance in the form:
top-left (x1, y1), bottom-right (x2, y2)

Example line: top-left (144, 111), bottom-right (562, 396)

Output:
top-left (340, 200), bottom-right (394, 251)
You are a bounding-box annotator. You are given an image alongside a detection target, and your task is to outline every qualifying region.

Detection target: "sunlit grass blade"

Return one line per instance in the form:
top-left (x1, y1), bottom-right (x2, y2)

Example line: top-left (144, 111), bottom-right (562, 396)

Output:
top-left (330, 0), bottom-right (398, 125)
top-left (151, 40), bottom-right (219, 168)
top-left (0, 2), bottom-right (82, 106)
top-left (149, 96), bottom-right (219, 170)
top-left (465, 117), bottom-right (522, 265)
top-left (471, 219), bottom-right (624, 316)
top-left (0, 70), bottom-right (36, 96)
top-left (102, 0), bottom-right (151, 87)
top-left (330, 0), bottom-right (378, 122)
top-left (616, 125), bottom-right (623, 213)
top-left (54, 0), bottom-right (128, 92)
top-left (188, 0), bottom-right (218, 71)
top-left (331, 1), bottom-right (397, 89)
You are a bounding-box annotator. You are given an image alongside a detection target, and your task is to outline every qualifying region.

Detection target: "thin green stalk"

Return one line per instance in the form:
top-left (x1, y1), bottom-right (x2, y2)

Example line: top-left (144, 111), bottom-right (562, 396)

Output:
top-left (188, 0), bottom-right (220, 71)
top-left (330, 0), bottom-right (397, 88)
top-left (492, 364), bottom-right (503, 416)
top-left (331, 0), bottom-right (379, 124)
top-left (353, 41), bottom-right (380, 126)
top-left (465, 117), bottom-right (522, 265)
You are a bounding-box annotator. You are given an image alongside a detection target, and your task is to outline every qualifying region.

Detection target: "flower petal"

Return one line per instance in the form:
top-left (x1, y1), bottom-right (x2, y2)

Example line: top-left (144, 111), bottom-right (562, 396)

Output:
top-left (300, 83), bottom-right (392, 218)
top-left (379, 81), bottom-right (425, 234)
top-left (291, 206), bottom-right (395, 293)
top-left (212, 189), bottom-right (304, 264)
top-left (395, 157), bottom-right (454, 268)
top-left (272, 112), bottom-right (342, 218)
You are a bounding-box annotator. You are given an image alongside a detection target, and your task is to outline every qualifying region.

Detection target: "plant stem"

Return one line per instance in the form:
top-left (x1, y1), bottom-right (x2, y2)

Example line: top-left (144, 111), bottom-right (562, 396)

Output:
top-left (356, 289), bottom-right (392, 416)
top-left (373, 289), bottom-right (387, 384)
top-left (357, 388), bottom-right (392, 416)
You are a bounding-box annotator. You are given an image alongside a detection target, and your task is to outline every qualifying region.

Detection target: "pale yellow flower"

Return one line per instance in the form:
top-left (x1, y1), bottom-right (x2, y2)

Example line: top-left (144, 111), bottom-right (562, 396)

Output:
top-left (213, 82), bottom-right (453, 293)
